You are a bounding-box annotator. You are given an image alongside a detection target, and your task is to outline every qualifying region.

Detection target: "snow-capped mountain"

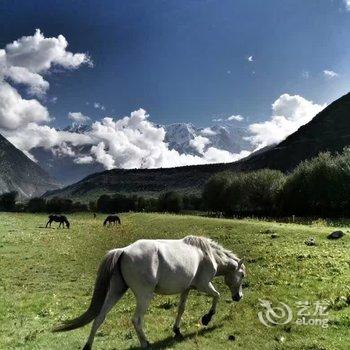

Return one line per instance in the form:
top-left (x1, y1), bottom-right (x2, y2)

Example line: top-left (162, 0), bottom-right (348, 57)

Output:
top-left (33, 121), bottom-right (254, 185)
top-left (164, 122), bottom-right (253, 155)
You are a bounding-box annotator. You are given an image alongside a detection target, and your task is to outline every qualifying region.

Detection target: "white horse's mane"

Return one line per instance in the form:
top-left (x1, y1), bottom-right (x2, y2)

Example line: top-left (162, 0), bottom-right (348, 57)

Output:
top-left (183, 235), bottom-right (240, 265)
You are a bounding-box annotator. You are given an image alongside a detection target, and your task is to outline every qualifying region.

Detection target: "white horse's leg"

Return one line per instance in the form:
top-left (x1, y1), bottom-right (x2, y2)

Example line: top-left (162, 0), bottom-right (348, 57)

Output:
top-left (82, 276), bottom-right (127, 350)
top-left (173, 289), bottom-right (190, 337)
top-left (197, 282), bottom-right (220, 326)
top-left (132, 293), bottom-right (153, 348)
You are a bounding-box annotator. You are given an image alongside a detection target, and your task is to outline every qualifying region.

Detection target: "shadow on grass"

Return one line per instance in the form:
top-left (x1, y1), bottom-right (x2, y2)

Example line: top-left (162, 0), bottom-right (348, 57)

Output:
top-left (128, 324), bottom-right (223, 350)
top-left (37, 226), bottom-right (68, 229)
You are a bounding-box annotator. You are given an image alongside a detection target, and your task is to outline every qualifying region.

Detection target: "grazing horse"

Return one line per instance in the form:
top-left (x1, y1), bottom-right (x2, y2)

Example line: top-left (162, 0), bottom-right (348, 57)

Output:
top-left (54, 236), bottom-right (246, 349)
top-left (46, 214), bottom-right (70, 229)
top-left (103, 215), bottom-right (121, 226)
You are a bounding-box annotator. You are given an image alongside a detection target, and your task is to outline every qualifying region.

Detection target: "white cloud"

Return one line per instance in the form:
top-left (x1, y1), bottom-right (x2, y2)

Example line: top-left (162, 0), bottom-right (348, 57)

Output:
top-left (0, 30), bottom-right (91, 159)
top-left (4, 29), bottom-right (91, 73)
top-left (247, 55), bottom-right (253, 62)
top-left (80, 109), bottom-right (250, 169)
top-left (190, 135), bottom-right (211, 154)
top-left (74, 155), bottom-right (94, 165)
top-left (323, 70), bottom-right (338, 78)
top-left (227, 114), bottom-right (244, 121)
top-left (203, 148), bottom-right (250, 163)
top-left (212, 118), bottom-right (223, 122)
top-left (0, 81), bottom-right (49, 130)
top-left (201, 127), bottom-right (217, 136)
top-left (0, 29), bottom-right (91, 99)
top-left (3, 123), bottom-right (92, 155)
top-left (68, 112), bottom-right (90, 123)
top-left (0, 29), bottom-right (90, 132)
top-left (247, 94), bottom-right (326, 150)
top-left (4, 66), bottom-right (49, 96)
top-left (344, 0), bottom-right (350, 11)
top-left (93, 102), bottom-right (105, 110)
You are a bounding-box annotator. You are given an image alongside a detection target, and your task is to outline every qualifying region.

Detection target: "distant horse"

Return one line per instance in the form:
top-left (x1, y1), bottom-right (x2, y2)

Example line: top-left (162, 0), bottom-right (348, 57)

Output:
top-left (46, 214), bottom-right (70, 229)
top-left (103, 215), bottom-right (121, 226)
top-left (54, 235), bottom-right (245, 349)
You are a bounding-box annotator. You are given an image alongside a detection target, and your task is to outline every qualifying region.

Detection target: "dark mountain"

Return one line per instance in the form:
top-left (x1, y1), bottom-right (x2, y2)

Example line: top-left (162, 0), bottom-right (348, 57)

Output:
top-left (0, 134), bottom-right (59, 198)
top-left (44, 92), bottom-right (350, 201)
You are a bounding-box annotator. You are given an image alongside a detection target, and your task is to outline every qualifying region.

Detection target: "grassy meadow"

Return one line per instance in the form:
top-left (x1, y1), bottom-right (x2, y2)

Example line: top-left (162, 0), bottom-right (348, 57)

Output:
top-left (0, 212), bottom-right (349, 349)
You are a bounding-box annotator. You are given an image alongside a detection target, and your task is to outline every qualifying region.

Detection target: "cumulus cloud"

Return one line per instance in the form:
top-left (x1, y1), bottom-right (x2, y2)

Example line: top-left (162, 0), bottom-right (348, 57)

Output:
top-left (78, 109), bottom-right (251, 170)
top-left (68, 112), bottom-right (90, 123)
top-left (0, 81), bottom-right (49, 129)
top-left (344, 0), bottom-right (350, 11)
top-left (323, 70), bottom-right (338, 78)
top-left (247, 94), bottom-right (326, 149)
top-left (0, 29), bottom-right (90, 133)
top-left (4, 66), bottom-right (49, 96)
top-left (247, 55), bottom-right (253, 62)
top-left (0, 30), bottom-right (92, 160)
top-left (4, 29), bottom-right (91, 73)
top-left (227, 115), bottom-right (244, 121)
top-left (3, 123), bottom-right (92, 155)
top-left (0, 29), bottom-right (91, 99)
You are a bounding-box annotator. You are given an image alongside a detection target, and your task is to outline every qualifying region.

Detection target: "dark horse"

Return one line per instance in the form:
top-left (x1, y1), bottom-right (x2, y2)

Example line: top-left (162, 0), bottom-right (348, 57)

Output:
top-left (103, 215), bottom-right (121, 226)
top-left (46, 214), bottom-right (70, 229)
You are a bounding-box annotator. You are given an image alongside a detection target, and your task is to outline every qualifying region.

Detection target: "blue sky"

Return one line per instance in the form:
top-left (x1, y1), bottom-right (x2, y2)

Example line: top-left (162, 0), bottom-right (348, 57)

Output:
top-left (0, 1), bottom-right (350, 170)
top-left (1, 0), bottom-right (349, 127)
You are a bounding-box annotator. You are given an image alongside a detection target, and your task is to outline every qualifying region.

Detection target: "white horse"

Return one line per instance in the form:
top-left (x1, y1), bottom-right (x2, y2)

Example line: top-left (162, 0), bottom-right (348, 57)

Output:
top-left (54, 235), bottom-right (246, 349)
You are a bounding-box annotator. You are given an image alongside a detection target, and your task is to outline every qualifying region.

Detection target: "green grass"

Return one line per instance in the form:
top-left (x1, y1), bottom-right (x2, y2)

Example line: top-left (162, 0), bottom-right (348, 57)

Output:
top-left (0, 212), bottom-right (349, 350)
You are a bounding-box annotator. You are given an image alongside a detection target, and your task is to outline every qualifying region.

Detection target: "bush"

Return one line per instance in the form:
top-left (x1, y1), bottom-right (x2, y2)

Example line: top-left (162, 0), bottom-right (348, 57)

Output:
top-left (279, 151), bottom-right (350, 217)
top-left (0, 191), bottom-right (18, 212)
top-left (46, 197), bottom-right (73, 213)
top-left (158, 191), bottom-right (183, 213)
top-left (203, 170), bottom-right (285, 216)
top-left (202, 172), bottom-right (232, 212)
top-left (27, 197), bottom-right (47, 213)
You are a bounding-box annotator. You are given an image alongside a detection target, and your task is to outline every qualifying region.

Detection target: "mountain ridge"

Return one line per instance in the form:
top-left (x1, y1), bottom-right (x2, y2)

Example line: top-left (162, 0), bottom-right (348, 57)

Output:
top-left (0, 134), bottom-right (59, 198)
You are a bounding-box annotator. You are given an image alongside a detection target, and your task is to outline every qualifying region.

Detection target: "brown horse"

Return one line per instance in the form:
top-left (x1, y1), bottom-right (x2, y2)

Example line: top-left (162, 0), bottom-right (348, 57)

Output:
top-left (46, 214), bottom-right (70, 229)
top-left (103, 215), bottom-right (121, 226)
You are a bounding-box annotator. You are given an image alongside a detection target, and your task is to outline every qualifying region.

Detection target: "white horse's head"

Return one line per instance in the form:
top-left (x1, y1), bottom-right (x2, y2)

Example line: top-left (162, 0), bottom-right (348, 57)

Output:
top-left (224, 258), bottom-right (245, 302)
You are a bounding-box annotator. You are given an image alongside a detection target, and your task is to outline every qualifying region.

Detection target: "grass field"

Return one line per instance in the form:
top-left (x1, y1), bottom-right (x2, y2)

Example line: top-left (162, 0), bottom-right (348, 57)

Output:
top-left (0, 212), bottom-right (349, 350)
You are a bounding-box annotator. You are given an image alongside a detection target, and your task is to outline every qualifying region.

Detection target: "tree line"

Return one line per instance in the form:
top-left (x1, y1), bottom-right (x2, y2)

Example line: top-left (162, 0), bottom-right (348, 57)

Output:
top-left (2, 149), bottom-right (350, 217)
top-left (203, 148), bottom-right (350, 217)
top-left (0, 191), bottom-right (202, 214)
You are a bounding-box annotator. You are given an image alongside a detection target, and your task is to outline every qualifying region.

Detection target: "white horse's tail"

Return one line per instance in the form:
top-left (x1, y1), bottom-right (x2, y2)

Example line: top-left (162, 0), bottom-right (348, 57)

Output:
top-left (53, 249), bottom-right (125, 332)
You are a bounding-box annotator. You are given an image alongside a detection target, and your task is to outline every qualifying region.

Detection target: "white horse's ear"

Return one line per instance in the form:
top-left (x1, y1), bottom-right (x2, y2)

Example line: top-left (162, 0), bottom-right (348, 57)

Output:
top-left (237, 259), bottom-right (244, 269)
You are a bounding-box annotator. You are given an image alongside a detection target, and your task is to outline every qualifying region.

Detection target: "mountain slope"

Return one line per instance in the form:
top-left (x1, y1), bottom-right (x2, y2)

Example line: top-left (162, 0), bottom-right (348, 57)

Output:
top-left (0, 134), bottom-right (59, 198)
top-left (241, 92), bottom-right (350, 171)
top-left (45, 92), bottom-right (350, 200)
